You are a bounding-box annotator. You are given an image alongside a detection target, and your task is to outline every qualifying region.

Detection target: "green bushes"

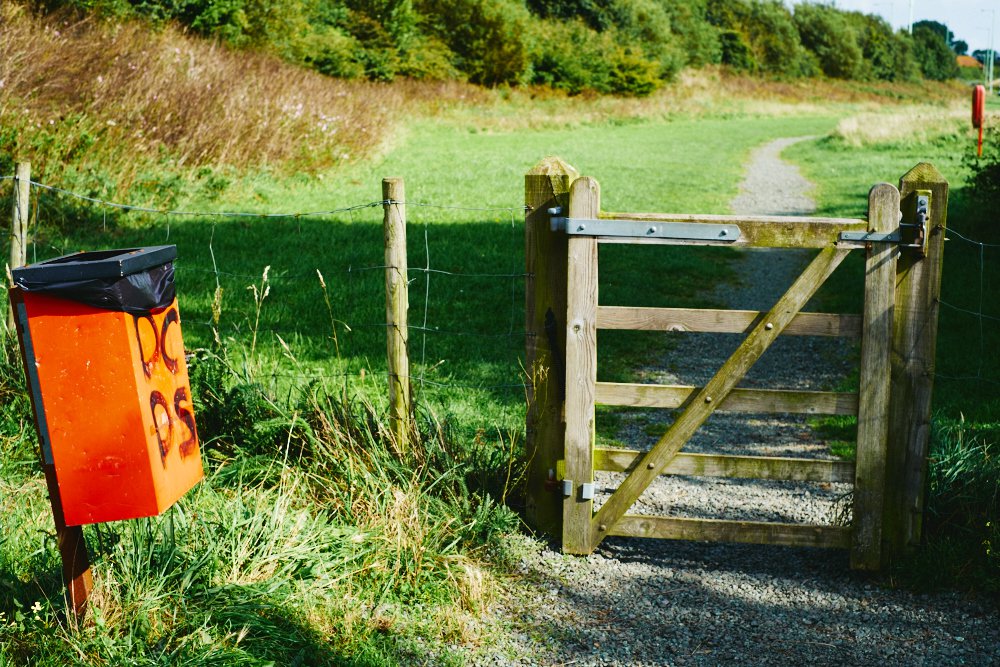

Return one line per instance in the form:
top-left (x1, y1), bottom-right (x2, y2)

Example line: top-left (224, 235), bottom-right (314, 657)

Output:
top-left (31, 0), bottom-right (968, 94)
top-left (528, 17), bottom-right (666, 96)
top-left (794, 4), bottom-right (863, 79)
top-left (417, 0), bottom-right (531, 86)
top-left (912, 25), bottom-right (961, 81)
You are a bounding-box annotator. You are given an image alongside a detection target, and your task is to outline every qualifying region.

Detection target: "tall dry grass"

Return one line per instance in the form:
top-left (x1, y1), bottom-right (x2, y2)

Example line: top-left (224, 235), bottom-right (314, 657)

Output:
top-left (0, 3), bottom-right (413, 194)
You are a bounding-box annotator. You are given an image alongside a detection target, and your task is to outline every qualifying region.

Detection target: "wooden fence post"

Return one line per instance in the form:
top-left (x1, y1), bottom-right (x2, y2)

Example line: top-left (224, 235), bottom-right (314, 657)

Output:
top-left (562, 176), bottom-right (600, 554)
top-left (525, 157), bottom-right (578, 536)
top-left (383, 178), bottom-right (410, 455)
top-left (851, 182), bottom-right (900, 570)
top-left (883, 163), bottom-right (949, 561)
top-left (7, 161), bottom-right (29, 331)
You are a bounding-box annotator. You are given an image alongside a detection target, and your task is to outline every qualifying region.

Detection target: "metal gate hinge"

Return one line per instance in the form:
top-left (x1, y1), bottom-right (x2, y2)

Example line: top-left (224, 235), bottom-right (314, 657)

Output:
top-left (559, 479), bottom-right (595, 500)
top-left (551, 217), bottom-right (740, 242)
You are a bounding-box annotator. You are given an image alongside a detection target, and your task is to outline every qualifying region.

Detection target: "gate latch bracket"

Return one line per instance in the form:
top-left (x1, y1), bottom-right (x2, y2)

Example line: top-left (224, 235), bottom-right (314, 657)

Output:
top-left (838, 191), bottom-right (930, 254)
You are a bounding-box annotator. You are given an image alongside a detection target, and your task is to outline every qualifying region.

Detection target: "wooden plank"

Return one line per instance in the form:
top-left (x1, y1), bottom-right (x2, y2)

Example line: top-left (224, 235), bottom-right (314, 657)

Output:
top-left (590, 246), bottom-right (852, 551)
top-left (597, 306), bottom-right (861, 338)
top-left (595, 382), bottom-right (858, 415)
top-left (883, 164), bottom-right (949, 560)
top-left (562, 176), bottom-right (600, 555)
top-left (600, 211), bottom-right (867, 248)
top-left (383, 178), bottom-right (411, 455)
top-left (594, 448), bottom-right (856, 483)
top-left (524, 157), bottom-right (578, 536)
top-left (609, 515), bottom-right (851, 549)
top-left (851, 183), bottom-right (899, 570)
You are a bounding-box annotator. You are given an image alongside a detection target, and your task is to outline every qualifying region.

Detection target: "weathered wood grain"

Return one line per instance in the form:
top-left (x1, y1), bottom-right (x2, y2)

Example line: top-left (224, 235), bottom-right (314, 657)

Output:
top-left (851, 182), bottom-right (900, 570)
top-left (599, 210), bottom-right (866, 248)
top-left (383, 178), bottom-right (410, 455)
top-left (883, 163), bottom-right (949, 561)
top-left (609, 515), bottom-right (851, 549)
top-left (562, 176), bottom-right (600, 555)
top-left (593, 448), bottom-right (856, 482)
top-left (525, 158), bottom-right (578, 536)
top-left (595, 382), bottom-right (858, 415)
top-left (596, 306), bottom-right (861, 337)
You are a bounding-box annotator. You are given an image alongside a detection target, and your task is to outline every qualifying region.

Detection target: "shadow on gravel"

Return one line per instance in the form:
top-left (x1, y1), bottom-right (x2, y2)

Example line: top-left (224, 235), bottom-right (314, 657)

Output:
top-left (515, 538), bottom-right (999, 667)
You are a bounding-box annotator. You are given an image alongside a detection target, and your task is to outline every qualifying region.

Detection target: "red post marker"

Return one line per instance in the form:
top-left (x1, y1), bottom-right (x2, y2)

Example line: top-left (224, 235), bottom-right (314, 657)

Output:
top-left (973, 84), bottom-right (986, 157)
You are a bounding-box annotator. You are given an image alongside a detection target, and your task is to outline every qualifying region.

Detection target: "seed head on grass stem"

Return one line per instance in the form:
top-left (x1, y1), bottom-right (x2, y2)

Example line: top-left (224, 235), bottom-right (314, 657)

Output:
top-left (246, 265), bottom-right (270, 362)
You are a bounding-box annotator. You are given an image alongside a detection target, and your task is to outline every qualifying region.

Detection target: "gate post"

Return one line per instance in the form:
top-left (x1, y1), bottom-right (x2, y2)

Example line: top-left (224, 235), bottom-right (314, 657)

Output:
top-left (884, 163), bottom-right (948, 561)
top-left (562, 177), bottom-right (600, 554)
top-left (851, 182), bottom-right (899, 571)
top-left (525, 157), bottom-right (578, 536)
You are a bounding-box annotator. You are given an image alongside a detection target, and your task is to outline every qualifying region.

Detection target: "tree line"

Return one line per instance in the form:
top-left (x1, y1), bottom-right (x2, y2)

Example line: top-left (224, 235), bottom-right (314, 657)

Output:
top-left (38, 0), bottom-right (965, 95)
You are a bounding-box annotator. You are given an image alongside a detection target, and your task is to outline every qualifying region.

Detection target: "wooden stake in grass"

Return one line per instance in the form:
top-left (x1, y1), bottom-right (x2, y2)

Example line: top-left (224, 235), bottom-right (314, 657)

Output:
top-left (383, 178), bottom-right (410, 455)
top-left (7, 162), bottom-right (29, 331)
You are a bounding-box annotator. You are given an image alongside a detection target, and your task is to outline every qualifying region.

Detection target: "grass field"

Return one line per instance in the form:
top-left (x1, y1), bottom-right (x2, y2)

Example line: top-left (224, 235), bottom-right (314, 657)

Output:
top-left (3, 86), bottom-right (998, 663)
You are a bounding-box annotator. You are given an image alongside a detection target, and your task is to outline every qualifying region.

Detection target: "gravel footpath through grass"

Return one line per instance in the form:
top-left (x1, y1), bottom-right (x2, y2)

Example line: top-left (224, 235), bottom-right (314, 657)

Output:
top-left (468, 137), bottom-right (1000, 667)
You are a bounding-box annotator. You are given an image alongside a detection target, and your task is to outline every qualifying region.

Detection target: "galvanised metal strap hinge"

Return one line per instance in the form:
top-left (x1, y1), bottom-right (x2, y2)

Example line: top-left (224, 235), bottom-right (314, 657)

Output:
top-left (548, 208), bottom-right (740, 242)
top-left (838, 191), bottom-right (930, 254)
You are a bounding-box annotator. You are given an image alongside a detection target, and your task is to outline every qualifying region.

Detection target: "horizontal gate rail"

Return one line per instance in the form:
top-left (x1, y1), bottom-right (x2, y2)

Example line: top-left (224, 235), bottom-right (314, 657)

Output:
top-left (599, 211), bottom-right (867, 248)
top-left (596, 382), bottom-right (858, 415)
top-left (609, 516), bottom-right (851, 549)
top-left (592, 448), bottom-right (856, 483)
top-left (596, 306), bottom-right (862, 337)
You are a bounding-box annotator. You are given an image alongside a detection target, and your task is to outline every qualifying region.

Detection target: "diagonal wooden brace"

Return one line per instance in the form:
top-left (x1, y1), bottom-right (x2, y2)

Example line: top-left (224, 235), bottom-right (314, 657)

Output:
top-left (590, 245), bottom-right (852, 550)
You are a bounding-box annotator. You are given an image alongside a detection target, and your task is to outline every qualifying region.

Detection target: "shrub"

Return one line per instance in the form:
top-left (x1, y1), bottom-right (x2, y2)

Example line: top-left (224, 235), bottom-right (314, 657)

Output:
top-left (718, 29), bottom-right (757, 72)
top-left (846, 11), bottom-right (921, 82)
top-left (608, 45), bottom-right (662, 96)
top-left (529, 18), bottom-right (614, 94)
top-left (416, 0), bottom-right (531, 86)
top-left (707, 0), bottom-right (817, 77)
top-left (912, 25), bottom-right (960, 81)
top-left (794, 3), bottom-right (863, 79)
top-left (660, 0), bottom-right (722, 67)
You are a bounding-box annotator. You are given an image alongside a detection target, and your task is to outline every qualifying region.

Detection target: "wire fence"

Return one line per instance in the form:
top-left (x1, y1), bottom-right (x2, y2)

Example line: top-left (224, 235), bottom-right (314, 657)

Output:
top-left (3, 176), bottom-right (533, 404)
top-left (932, 220), bottom-right (1000, 388)
top-left (4, 173), bottom-right (999, 399)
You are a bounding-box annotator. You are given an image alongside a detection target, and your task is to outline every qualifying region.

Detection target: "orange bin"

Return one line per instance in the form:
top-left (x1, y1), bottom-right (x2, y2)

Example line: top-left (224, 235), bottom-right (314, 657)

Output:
top-left (11, 246), bottom-right (202, 526)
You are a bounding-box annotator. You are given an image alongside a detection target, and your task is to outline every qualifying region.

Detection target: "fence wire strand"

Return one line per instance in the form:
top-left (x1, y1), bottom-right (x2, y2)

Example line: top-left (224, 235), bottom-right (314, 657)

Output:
top-left (14, 177), bottom-right (529, 395)
top-left (16, 177), bottom-right (998, 393)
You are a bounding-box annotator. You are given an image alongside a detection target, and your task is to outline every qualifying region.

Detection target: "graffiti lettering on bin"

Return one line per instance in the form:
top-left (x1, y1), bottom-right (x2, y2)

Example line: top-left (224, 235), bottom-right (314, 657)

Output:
top-left (133, 307), bottom-right (199, 465)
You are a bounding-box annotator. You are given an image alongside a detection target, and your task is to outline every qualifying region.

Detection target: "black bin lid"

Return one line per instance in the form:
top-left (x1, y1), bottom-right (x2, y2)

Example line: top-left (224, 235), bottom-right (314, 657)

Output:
top-left (12, 246), bottom-right (177, 284)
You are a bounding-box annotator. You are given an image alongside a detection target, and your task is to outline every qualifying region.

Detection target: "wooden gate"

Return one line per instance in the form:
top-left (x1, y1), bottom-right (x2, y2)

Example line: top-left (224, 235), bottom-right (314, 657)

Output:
top-left (524, 158), bottom-right (948, 571)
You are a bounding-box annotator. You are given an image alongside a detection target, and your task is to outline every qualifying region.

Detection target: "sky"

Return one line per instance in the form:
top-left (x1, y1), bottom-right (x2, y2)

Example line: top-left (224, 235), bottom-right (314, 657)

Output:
top-left (788, 1), bottom-right (999, 53)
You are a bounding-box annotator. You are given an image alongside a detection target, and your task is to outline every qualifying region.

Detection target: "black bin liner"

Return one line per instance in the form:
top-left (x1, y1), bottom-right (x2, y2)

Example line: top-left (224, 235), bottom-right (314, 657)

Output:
top-left (12, 246), bottom-right (177, 314)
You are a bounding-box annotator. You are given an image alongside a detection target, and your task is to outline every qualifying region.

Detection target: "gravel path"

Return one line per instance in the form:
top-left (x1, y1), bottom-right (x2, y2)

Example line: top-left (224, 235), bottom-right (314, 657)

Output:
top-left (470, 137), bottom-right (1000, 667)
